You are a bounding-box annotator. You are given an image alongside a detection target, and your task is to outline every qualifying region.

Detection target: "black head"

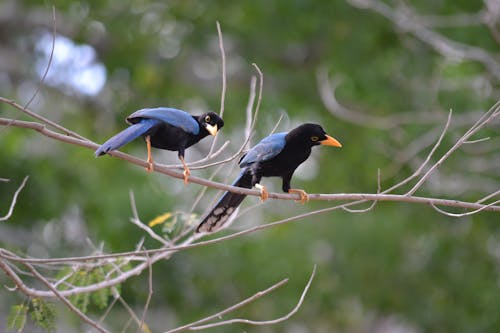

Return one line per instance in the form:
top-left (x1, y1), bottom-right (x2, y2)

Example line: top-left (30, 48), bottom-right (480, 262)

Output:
top-left (286, 123), bottom-right (342, 148)
top-left (197, 112), bottom-right (224, 136)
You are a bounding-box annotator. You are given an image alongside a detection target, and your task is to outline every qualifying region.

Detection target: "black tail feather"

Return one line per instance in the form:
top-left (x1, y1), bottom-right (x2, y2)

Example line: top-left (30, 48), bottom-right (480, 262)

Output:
top-left (196, 170), bottom-right (252, 233)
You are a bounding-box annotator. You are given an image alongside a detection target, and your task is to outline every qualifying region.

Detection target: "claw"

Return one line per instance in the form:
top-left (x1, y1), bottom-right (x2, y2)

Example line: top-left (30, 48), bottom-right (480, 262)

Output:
top-left (288, 188), bottom-right (309, 204)
top-left (145, 135), bottom-right (154, 173)
top-left (255, 183), bottom-right (268, 201)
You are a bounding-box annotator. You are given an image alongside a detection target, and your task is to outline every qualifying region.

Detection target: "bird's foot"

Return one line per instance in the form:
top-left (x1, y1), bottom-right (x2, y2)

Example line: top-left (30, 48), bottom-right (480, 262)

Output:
top-left (288, 188), bottom-right (309, 204)
top-left (182, 167), bottom-right (190, 184)
top-left (255, 183), bottom-right (268, 202)
top-left (146, 160), bottom-right (154, 173)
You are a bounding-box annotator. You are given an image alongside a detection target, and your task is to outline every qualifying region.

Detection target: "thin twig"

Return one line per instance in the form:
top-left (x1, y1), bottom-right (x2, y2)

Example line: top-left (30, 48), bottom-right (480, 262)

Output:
top-left (216, 21), bottom-right (226, 119)
top-left (0, 10), bottom-right (87, 141)
top-left (25, 263), bottom-right (111, 333)
top-left (137, 251), bottom-right (153, 333)
top-left (202, 21), bottom-right (227, 161)
top-left (343, 169), bottom-right (381, 213)
top-left (431, 199), bottom-right (500, 217)
top-left (129, 191), bottom-right (170, 246)
top-left (24, 7), bottom-right (56, 111)
top-left (189, 265), bottom-right (317, 331)
top-left (1, 176), bottom-right (29, 222)
top-left (116, 292), bottom-right (145, 332)
top-left (164, 278), bottom-right (290, 333)
top-left (406, 102), bottom-right (500, 195)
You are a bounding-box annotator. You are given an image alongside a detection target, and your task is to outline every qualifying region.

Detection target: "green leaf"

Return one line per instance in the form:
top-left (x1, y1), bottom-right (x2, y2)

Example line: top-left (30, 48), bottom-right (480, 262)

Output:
top-left (68, 270), bottom-right (91, 313)
top-left (7, 304), bottom-right (28, 332)
top-left (30, 298), bottom-right (56, 332)
top-left (90, 268), bottom-right (109, 309)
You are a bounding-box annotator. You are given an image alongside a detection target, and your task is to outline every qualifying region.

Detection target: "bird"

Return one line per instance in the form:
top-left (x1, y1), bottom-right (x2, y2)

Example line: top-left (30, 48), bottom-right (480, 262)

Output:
top-left (196, 123), bottom-right (341, 233)
top-left (95, 107), bottom-right (224, 183)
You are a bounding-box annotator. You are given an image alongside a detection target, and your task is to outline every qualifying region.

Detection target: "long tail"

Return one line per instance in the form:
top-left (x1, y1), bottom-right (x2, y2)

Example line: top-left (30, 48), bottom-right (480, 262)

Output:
top-left (196, 169), bottom-right (253, 233)
top-left (95, 119), bottom-right (158, 157)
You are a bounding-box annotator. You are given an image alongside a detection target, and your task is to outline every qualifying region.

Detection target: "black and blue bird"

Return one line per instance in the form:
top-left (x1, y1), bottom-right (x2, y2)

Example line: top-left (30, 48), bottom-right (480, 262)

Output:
top-left (196, 123), bottom-right (341, 233)
top-left (95, 107), bottom-right (224, 183)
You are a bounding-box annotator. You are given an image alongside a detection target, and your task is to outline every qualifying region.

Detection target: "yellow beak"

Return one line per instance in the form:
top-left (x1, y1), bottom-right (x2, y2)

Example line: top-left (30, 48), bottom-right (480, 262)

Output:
top-left (205, 124), bottom-right (218, 136)
top-left (320, 135), bottom-right (342, 147)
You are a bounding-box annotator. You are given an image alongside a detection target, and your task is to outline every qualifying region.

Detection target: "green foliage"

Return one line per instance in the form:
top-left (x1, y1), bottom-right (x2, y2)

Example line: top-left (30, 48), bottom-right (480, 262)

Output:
top-left (1, 0), bottom-right (498, 332)
top-left (29, 299), bottom-right (56, 332)
top-left (55, 261), bottom-right (131, 313)
top-left (7, 304), bottom-right (28, 332)
top-left (90, 268), bottom-right (110, 309)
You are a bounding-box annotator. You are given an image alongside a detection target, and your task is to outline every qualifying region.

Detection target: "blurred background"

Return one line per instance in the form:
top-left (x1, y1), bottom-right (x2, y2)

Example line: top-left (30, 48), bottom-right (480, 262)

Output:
top-left (1, 0), bottom-right (499, 332)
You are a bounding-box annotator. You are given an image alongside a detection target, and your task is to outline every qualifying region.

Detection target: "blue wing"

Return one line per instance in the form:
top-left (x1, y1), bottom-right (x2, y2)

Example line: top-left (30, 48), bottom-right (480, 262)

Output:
top-left (95, 118), bottom-right (158, 156)
top-left (128, 107), bottom-right (199, 135)
top-left (239, 132), bottom-right (287, 167)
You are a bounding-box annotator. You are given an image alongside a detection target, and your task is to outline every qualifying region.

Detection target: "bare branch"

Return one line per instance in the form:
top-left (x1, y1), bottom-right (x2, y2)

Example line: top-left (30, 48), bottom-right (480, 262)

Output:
top-left (129, 191), bottom-right (170, 246)
top-left (406, 101), bottom-right (500, 195)
top-left (342, 169), bottom-right (381, 213)
top-left (137, 252), bottom-right (153, 333)
top-left (244, 76), bottom-right (258, 141)
top-left (201, 21), bottom-right (227, 161)
top-left (0, 176), bottom-right (29, 222)
top-left (188, 265), bottom-right (316, 331)
top-left (25, 263), bottom-right (111, 333)
top-left (431, 199), bottom-right (500, 217)
top-left (23, 6), bottom-right (56, 111)
top-left (0, 98), bottom-right (89, 140)
top-left (216, 21), bottom-right (226, 119)
top-left (164, 277), bottom-right (289, 333)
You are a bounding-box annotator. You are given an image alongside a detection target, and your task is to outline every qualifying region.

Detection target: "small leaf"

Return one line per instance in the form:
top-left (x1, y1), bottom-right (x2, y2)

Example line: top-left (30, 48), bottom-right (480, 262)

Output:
top-left (7, 304), bottom-right (28, 332)
top-left (30, 298), bottom-right (56, 332)
top-left (141, 322), bottom-right (153, 333)
top-left (90, 269), bottom-right (109, 309)
top-left (148, 212), bottom-right (172, 227)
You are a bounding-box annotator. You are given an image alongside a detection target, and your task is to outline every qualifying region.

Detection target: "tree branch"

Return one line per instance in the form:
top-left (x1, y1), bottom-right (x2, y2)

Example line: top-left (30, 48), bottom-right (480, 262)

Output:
top-left (164, 277), bottom-right (290, 333)
top-left (0, 176), bottom-right (29, 222)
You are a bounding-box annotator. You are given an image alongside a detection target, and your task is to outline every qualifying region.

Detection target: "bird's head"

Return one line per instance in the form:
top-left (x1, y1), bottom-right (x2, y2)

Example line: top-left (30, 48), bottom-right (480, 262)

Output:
top-left (198, 112), bottom-right (224, 136)
top-left (288, 123), bottom-right (342, 148)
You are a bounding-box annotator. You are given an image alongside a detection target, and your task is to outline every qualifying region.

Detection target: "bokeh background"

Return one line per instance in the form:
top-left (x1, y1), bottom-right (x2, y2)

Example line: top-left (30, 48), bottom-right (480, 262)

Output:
top-left (1, 0), bottom-right (499, 332)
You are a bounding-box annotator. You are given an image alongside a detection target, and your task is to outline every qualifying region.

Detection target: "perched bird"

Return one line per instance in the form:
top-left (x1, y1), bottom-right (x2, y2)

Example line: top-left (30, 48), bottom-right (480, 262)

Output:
top-left (95, 107), bottom-right (224, 183)
top-left (196, 123), bottom-right (341, 233)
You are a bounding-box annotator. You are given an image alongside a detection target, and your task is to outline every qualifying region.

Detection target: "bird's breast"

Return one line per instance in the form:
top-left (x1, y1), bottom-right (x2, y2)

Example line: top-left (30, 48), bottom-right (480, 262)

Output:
top-left (148, 123), bottom-right (190, 151)
top-left (258, 147), bottom-right (311, 177)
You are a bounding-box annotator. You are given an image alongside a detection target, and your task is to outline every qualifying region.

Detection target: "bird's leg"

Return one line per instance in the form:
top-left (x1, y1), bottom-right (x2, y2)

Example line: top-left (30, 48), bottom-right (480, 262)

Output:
top-left (254, 183), bottom-right (269, 202)
top-left (178, 155), bottom-right (190, 184)
top-left (288, 188), bottom-right (309, 204)
top-left (145, 135), bottom-right (154, 172)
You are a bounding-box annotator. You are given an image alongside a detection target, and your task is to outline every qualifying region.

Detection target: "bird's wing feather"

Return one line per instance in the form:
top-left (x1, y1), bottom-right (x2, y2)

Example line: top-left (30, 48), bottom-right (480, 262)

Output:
top-left (239, 132), bottom-right (287, 167)
top-left (128, 107), bottom-right (199, 135)
top-left (95, 118), bottom-right (158, 156)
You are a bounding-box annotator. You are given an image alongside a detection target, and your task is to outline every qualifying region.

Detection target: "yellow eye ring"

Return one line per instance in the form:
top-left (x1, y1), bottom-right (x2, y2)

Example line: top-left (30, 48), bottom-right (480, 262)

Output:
top-left (311, 136), bottom-right (319, 142)
top-left (205, 115), bottom-right (211, 123)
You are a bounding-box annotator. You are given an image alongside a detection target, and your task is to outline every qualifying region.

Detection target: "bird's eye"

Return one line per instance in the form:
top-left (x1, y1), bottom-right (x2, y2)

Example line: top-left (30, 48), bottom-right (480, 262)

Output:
top-left (205, 115), bottom-right (211, 123)
top-left (311, 136), bottom-right (319, 142)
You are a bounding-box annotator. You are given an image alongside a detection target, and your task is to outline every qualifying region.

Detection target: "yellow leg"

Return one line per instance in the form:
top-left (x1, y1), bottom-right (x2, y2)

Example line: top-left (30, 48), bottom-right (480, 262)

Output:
top-left (288, 188), bottom-right (309, 204)
top-left (145, 135), bottom-right (154, 173)
top-left (255, 183), bottom-right (269, 202)
top-left (179, 155), bottom-right (190, 184)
